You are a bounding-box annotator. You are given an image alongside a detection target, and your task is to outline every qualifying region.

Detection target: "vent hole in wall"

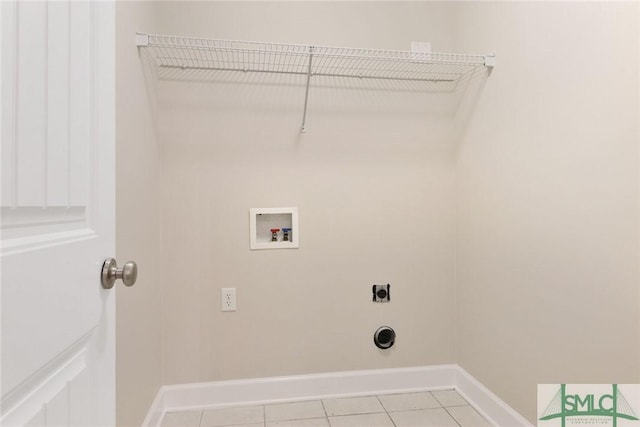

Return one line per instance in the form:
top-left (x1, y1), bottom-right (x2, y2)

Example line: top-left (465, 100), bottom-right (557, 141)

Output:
top-left (374, 326), bottom-right (396, 350)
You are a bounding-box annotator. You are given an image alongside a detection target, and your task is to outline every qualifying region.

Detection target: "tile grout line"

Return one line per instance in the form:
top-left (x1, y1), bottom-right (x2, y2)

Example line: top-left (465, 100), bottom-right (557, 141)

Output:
top-left (375, 394), bottom-right (397, 427)
top-left (434, 389), bottom-right (473, 427)
top-left (429, 390), bottom-right (444, 407)
top-left (320, 398), bottom-right (330, 426)
top-left (172, 390), bottom-right (489, 427)
top-left (442, 405), bottom-right (464, 427)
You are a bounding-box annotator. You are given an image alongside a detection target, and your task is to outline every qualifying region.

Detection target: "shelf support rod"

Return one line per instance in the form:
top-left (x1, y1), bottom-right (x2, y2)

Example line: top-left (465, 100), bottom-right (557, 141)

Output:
top-left (300, 46), bottom-right (314, 133)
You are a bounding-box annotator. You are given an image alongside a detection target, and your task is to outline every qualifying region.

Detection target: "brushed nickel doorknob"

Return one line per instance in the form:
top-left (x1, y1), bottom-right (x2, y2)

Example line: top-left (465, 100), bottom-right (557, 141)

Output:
top-left (101, 258), bottom-right (138, 289)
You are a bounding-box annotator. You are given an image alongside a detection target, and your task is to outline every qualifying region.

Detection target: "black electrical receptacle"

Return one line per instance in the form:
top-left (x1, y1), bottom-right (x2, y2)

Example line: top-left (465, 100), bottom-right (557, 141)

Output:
top-left (372, 284), bottom-right (390, 302)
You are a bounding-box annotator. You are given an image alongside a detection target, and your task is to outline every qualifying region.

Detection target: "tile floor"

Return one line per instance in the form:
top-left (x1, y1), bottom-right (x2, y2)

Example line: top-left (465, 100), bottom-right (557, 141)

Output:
top-left (160, 389), bottom-right (492, 427)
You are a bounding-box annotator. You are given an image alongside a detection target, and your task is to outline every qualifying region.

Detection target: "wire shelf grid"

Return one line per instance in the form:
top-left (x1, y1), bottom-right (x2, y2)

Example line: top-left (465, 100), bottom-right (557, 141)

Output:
top-left (142, 34), bottom-right (488, 83)
top-left (138, 33), bottom-right (494, 131)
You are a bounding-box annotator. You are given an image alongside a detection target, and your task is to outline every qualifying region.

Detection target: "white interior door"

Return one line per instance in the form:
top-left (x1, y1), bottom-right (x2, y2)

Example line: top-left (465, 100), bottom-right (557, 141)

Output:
top-left (1, 1), bottom-right (116, 426)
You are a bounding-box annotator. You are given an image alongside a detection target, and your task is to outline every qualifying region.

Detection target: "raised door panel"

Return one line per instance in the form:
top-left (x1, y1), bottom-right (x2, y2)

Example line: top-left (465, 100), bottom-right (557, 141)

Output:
top-left (1, 1), bottom-right (115, 426)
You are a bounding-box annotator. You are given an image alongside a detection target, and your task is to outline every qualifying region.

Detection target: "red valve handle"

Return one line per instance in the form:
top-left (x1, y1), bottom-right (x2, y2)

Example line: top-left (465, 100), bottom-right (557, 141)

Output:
top-left (270, 228), bottom-right (280, 233)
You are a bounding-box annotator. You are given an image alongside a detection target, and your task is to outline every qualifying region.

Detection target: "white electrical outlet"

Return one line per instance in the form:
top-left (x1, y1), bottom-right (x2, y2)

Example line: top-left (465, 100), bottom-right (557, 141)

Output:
top-left (221, 288), bottom-right (237, 312)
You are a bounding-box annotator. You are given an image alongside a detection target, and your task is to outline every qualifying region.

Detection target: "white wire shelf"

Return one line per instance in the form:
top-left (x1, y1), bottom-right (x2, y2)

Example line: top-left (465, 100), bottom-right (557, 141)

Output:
top-left (136, 33), bottom-right (495, 132)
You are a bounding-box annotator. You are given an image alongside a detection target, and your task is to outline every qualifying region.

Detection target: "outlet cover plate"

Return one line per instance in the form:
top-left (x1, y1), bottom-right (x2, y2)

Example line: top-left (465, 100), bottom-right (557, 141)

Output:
top-left (222, 288), bottom-right (237, 311)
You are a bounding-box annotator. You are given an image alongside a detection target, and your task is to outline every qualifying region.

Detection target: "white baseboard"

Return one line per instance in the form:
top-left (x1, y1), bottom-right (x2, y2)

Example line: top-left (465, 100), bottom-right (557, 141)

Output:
top-left (141, 386), bottom-right (165, 427)
top-left (142, 365), bottom-right (532, 427)
top-left (454, 367), bottom-right (533, 427)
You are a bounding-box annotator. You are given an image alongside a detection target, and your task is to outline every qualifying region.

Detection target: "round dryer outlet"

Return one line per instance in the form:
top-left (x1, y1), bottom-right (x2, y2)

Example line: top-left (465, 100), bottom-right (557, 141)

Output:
top-left (374, 326), bottom-right (396, 349)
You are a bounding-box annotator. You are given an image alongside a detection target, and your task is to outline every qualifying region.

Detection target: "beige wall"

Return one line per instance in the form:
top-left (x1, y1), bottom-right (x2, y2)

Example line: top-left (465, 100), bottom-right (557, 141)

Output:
top-left (154, 1), bottom-right (459, 385)
top-left (454, 2), bottom-right (640, 423)
top-left (115, 2), bottom-right (162, 426)
top-left (115, 2), bottom-right (640, 423)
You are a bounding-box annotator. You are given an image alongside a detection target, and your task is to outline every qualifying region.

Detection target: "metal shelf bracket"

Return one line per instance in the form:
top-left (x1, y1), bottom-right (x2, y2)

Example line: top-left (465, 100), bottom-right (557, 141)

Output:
top-left (484, 54), bottom-right (496, 68)
top-left (136, 32), bottom-right (149, 47)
